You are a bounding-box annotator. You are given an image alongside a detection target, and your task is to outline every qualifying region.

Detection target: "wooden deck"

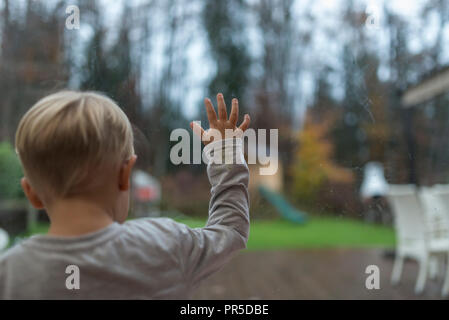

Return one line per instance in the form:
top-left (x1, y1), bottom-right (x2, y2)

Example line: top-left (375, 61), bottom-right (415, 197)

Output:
top-left (193, 249), bottom-right (447, 299)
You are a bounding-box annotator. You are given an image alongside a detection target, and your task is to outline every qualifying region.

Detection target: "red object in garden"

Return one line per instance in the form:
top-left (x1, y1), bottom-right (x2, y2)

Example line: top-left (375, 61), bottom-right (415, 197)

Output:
top-left (132, 170), bottom-right (161, 204)
top-left (136, 187), bottom-right (157, 202)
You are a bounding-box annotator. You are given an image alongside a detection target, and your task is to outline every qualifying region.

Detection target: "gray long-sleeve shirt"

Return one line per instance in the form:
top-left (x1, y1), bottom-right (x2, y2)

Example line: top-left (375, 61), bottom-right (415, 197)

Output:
top-left (0, 138), bottom-right (249, 299)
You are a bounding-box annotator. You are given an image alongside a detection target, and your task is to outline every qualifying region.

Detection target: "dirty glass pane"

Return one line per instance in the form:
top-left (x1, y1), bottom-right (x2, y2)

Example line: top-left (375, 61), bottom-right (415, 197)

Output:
top-left (0, 0), bottom-right (448, 301)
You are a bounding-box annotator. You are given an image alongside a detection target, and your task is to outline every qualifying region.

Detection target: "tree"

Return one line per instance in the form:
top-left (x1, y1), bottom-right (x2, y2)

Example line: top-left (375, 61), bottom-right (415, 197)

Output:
top-left (202, 0), bottom-right (250, 117)
top-left (0, 0), bottom-right (68, 142)
top-left (292, 110), bottom-right (353, 203)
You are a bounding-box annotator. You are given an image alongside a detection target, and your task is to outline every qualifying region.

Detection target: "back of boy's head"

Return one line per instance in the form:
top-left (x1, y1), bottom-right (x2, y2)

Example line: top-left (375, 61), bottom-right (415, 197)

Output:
top-left (15, 91), bottom-right (134, 198)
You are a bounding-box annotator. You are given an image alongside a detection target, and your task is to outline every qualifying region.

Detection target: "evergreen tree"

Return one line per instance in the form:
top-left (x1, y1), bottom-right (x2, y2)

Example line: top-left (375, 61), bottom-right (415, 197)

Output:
top-left (202, 0), bottom-right (250, 117)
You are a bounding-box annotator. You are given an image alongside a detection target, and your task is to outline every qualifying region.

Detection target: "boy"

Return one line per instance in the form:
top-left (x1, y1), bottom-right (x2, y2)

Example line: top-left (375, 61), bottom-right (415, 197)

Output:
top-left (0, 91), bottom-right (250, 299)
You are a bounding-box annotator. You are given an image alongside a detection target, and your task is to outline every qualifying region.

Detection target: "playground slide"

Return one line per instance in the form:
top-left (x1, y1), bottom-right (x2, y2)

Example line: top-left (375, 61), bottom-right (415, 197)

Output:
top-left (258, 186), bottom-right (307, 224)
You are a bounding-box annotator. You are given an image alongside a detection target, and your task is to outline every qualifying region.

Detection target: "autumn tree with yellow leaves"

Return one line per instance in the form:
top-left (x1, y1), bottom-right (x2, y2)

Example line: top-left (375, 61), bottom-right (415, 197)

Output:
top-left (292, 112), bottom-right (354, 204)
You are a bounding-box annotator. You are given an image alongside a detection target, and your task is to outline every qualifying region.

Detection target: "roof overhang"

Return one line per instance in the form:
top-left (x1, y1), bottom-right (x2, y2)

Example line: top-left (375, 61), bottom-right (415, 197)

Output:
top-left (402, 67), bottom-right (449, 108)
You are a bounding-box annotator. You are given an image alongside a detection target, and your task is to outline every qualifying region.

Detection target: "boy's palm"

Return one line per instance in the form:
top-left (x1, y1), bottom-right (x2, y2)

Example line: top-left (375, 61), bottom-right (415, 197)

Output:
top-left (190, 93), bottom-right (250, 145)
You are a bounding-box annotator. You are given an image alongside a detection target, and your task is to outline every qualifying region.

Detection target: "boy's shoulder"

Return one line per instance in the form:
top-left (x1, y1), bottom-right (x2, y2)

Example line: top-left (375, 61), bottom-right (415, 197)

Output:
top-left (0, 238), bottom-right (36, 270)
top-left (0, 217), bottom-right (187, 268)
top-left (123, 217), bottom-right (191, 243)
top-left (0, 241), bottom-right (27, 262)
top-left (0, 241), bottom-right (28, 289)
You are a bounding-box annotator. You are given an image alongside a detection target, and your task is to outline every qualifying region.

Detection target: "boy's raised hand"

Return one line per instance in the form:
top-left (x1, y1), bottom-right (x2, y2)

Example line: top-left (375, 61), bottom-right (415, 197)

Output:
top-left (190, 93), bottom-right (250, 145)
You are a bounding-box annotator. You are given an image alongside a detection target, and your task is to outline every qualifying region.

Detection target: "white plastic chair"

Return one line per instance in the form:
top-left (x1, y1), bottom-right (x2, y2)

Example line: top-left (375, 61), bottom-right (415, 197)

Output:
top-left (418, 187), bottom-right (449, 249)
top-left (426, 185), bottom-right (449, 296)
top-left (432, 184), bottom-right (449, 214)
top-left (0, 228), bottom-right (9, 252)
top-left (387, 185), bottom-right (429, 294)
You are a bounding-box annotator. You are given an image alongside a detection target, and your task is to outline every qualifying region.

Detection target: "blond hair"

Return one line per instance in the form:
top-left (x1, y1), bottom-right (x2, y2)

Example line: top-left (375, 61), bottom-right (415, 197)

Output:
top-left (15, 90), bottom-right (134, 198)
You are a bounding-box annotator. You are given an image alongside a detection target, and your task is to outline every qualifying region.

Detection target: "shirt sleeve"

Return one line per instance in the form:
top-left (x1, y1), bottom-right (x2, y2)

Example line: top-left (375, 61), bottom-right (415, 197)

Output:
top-left (176, 138), bottom-right (250, 289)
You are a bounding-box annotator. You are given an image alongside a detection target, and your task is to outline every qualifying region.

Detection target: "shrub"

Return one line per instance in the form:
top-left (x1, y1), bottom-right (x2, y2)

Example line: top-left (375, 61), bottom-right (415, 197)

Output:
top-left (0, 142), bottom-right (24, 200)
top-left (291, 115), bottom-right (353, 206)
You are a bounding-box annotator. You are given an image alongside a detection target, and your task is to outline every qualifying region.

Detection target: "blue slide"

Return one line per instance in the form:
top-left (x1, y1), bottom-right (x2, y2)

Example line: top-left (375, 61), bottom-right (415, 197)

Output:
top-left (258, 186), bottom-right (307, 224)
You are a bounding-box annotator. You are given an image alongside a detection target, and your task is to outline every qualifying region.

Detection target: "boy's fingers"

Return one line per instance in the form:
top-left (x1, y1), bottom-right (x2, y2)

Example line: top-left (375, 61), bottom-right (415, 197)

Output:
top-left (217, 93), bottom-right (228, 120)
top-left (204, 98), bottom-right (218, 124)
top-left (229, 98), bottom-right (238, 125)
top-left (190, 122), bottom-right (205, 138)
top-left (238, 114), bottom-right (251, 132)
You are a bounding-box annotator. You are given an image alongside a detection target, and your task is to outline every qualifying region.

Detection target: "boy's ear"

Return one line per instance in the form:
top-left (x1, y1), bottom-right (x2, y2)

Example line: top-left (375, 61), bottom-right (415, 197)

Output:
top-left (21, 178), bottom-right (45, 209)
top-left (119, 155), bottom-right (137, 191)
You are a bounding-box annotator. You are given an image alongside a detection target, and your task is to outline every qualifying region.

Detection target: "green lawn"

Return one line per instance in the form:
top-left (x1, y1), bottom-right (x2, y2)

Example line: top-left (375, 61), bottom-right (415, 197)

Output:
top-left (19, 216), bottom-right (395, 250)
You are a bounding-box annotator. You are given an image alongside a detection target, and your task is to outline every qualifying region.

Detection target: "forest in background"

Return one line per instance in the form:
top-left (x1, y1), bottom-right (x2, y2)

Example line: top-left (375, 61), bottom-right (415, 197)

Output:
top-left (1, 0), bottom-right (449, 217)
